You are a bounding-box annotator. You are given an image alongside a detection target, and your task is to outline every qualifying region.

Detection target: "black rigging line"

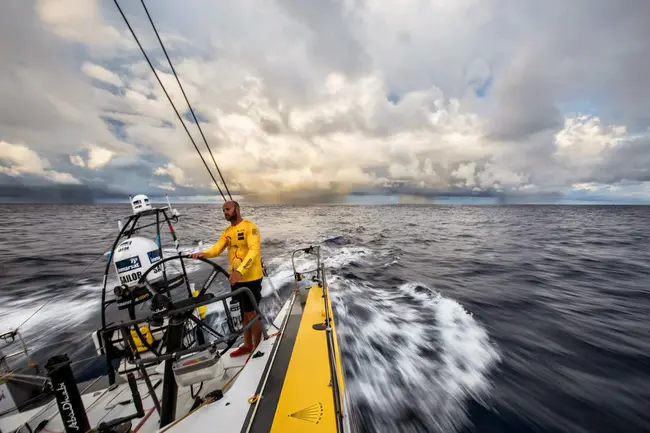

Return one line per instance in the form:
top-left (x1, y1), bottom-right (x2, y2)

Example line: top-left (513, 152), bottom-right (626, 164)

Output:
top-left (139, 0), bottom-right (233, 201)
top-left (112, 0), bottom-right (227, 202)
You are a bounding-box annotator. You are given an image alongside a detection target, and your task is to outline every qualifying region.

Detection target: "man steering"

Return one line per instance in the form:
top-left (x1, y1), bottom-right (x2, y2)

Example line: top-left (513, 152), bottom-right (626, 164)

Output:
top-left (191, 200), bottom-right (263, 357)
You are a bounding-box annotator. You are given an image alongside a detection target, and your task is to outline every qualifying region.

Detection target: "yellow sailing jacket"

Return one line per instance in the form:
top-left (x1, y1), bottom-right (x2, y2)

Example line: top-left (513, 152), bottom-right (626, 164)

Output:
top-left (202, 219), bottom-right (263, 282)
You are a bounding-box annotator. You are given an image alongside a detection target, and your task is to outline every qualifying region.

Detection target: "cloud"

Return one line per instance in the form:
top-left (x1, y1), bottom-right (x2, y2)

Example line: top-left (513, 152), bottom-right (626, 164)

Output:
top-left (70, 155), bottom-right (85, 168)
top-left (69, 145), bottom-right (115, 169)
top-left (87, 146), bottom-right (115, 169)
top-left (157, 183), bottom-right (176, 191)
top-left (36, 0), bottom-right (132, 53)
top-left (589, 137), bottom-right (650, 185)
top-left (0, 141), bottom-right (80, 184)
top-left (0, 1), bottom-right (137, 160)
top-left (82, 62), bottom-right (123, 87)
top-left (0, 181), bottom-right (126, 203)
top-left (485, 50), bottom-right (564, 141)
top-left (2, 0), bottom-right (650, 203)
top-left (154, 162), bottom-right (189, 187)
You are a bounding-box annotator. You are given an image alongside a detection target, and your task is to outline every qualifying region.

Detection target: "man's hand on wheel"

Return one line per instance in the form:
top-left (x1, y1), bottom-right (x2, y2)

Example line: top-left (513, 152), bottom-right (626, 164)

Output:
top-left (229, 270), bottom-right (242, 285)
top-left (190, 252), bottom-right (205, 259)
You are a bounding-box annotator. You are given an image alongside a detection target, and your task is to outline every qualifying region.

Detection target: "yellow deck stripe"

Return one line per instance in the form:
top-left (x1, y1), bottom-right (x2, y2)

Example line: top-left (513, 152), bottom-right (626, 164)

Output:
top-left (270, 284), bottom-right (345, 432)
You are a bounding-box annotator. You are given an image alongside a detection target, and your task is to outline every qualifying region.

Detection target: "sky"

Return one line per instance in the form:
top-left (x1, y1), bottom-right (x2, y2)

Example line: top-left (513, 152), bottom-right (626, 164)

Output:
top-left (1, 0), bottom-right (650, 204)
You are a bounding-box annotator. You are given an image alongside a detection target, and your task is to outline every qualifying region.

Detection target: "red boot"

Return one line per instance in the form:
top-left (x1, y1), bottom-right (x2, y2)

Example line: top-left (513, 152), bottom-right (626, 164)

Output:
top-left (230, 345), bottom-right (253, 357)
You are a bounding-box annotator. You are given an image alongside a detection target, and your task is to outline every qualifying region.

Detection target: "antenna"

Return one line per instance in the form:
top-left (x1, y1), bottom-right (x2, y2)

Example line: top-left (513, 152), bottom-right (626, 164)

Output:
top-left (165, 194), bottom-right (180, 219)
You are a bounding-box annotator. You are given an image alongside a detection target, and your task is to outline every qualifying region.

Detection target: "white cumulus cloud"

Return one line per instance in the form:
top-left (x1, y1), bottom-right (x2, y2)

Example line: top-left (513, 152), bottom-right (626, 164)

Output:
top-left (69, 145), bottom-right (115, 170)
top-left (81, 62), bottom-right (122, 87)
top-left (0, 141), bottom-right (80, 184)
top-left (154, 162), bottom-right (190, 187)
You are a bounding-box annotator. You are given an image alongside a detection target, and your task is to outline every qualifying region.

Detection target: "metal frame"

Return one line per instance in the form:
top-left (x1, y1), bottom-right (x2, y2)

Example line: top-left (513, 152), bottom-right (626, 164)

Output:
top-left (101, 285), bottom-right (269, 365)
top-left (99, 284), bottom-right (267, 427)
top-left (291, 245), bottom-right (323, 285)
top-left (0, 330), bottom-right (34, 371)
top-left (100, 207), bottom-right (182, 329)
top-left (98, 206), bottom-right (191, 385)
top-left (98, 251), bottom-right (271, 428)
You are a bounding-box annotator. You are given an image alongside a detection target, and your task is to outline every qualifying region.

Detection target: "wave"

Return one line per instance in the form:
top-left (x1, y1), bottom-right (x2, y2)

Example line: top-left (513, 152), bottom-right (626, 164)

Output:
top-left (331, 280), bottom-right (501, 433)
top-left (0, 280), bottom-right (101, 338)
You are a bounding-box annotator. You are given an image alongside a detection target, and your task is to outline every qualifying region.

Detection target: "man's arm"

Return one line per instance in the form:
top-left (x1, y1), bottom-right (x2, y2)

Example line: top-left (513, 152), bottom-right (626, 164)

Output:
top-left (236, 223), bottom-right (261, 276)
top-left (200, 231), bottom-right (228, 258)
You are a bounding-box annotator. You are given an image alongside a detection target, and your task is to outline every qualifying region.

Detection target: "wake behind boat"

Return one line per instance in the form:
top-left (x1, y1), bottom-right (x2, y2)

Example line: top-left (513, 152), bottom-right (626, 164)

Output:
top-left (0, 195), bottom-right (350, 433)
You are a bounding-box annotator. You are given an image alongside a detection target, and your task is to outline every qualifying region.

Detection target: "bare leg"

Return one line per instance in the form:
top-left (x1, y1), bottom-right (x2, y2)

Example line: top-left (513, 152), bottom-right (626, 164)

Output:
top-left (249, 312), bottom-right (262, 348)
top-left (242, 312), bottom-right (252, 347)
top-left (243, 312), bottom-right (261, 348)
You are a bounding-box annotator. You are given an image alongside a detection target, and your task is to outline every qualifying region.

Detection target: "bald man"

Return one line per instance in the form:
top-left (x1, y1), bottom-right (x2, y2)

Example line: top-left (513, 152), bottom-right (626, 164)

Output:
top-left (191, 200), bottom-right (264, 357)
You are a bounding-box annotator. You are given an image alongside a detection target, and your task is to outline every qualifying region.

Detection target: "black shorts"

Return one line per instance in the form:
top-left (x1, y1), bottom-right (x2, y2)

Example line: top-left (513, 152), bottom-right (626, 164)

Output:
top-left (232, 278), bottom-right (263, 313)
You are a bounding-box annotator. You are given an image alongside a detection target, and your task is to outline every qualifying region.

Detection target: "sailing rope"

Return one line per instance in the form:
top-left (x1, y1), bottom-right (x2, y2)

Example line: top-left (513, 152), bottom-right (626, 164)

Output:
top-left (139, 0), bottom-right (232, 201)
top-left (112, 0), bottom-right (232, 202)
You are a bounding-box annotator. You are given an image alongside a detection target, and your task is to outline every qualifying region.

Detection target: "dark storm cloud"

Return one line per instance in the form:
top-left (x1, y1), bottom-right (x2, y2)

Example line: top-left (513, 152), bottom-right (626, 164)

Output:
top-left (591, 138), bottom-right (650, 184)
top-left (277, 0), bottom-right (369, 77)
top-left (485, 61), bottom-right (564, 142)
top-left (0, 173), bottom-right (124, 203)
top-left (485, 0), bottom-right (650, 138)
top-left (0, 1), bottom-right (74, 137)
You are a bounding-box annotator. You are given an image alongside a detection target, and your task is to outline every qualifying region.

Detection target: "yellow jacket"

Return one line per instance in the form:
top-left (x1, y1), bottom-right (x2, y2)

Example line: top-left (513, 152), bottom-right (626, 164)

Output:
top-left (202, 219), bottom-right (263, 282)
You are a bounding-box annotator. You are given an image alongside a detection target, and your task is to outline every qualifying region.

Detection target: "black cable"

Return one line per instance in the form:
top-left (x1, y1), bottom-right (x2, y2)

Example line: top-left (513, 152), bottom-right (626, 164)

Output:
top-left (112, 0), bottom-right (227, 201)
top-left (190, 381), bottom-right (203, 399)
top-left (140, 0), bottom-right (233, 201)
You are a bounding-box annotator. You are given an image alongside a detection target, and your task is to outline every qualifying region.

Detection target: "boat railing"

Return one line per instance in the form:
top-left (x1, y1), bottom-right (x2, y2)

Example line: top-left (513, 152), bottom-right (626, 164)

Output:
top-left (320, 260), bottom-right (345, 431)
top-left (0, 329), bottom-right (34, 373)
top-left (291, 245), bottom-right (324, 285)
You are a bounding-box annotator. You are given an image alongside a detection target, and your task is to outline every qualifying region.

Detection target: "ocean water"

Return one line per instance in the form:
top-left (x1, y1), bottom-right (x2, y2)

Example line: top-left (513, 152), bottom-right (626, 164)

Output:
top-left (1, 203), bottom-right (649, 433)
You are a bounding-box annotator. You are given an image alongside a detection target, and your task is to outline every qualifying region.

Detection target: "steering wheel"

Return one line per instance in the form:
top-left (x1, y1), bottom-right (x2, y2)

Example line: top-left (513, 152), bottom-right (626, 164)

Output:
top-left (128, 254), bottom-right (238, 355)
top-left (137, 253), bottom-right (230, 298)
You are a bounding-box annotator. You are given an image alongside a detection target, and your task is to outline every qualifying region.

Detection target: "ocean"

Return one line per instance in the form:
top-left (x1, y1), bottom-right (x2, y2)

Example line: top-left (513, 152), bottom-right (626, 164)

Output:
top-left (1, 203), bottom-right (649, 433)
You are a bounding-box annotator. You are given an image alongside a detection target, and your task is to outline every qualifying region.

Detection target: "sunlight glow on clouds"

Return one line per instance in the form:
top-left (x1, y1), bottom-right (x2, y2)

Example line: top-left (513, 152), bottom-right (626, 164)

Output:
top-left (36, 0), bottom-right (131, 52)
top-left (154, 162), bottom-right (190, 187)
top-left (69, 145), bottom-right (115, 170)
top-left (1, 0), bottom-right (649, 203)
